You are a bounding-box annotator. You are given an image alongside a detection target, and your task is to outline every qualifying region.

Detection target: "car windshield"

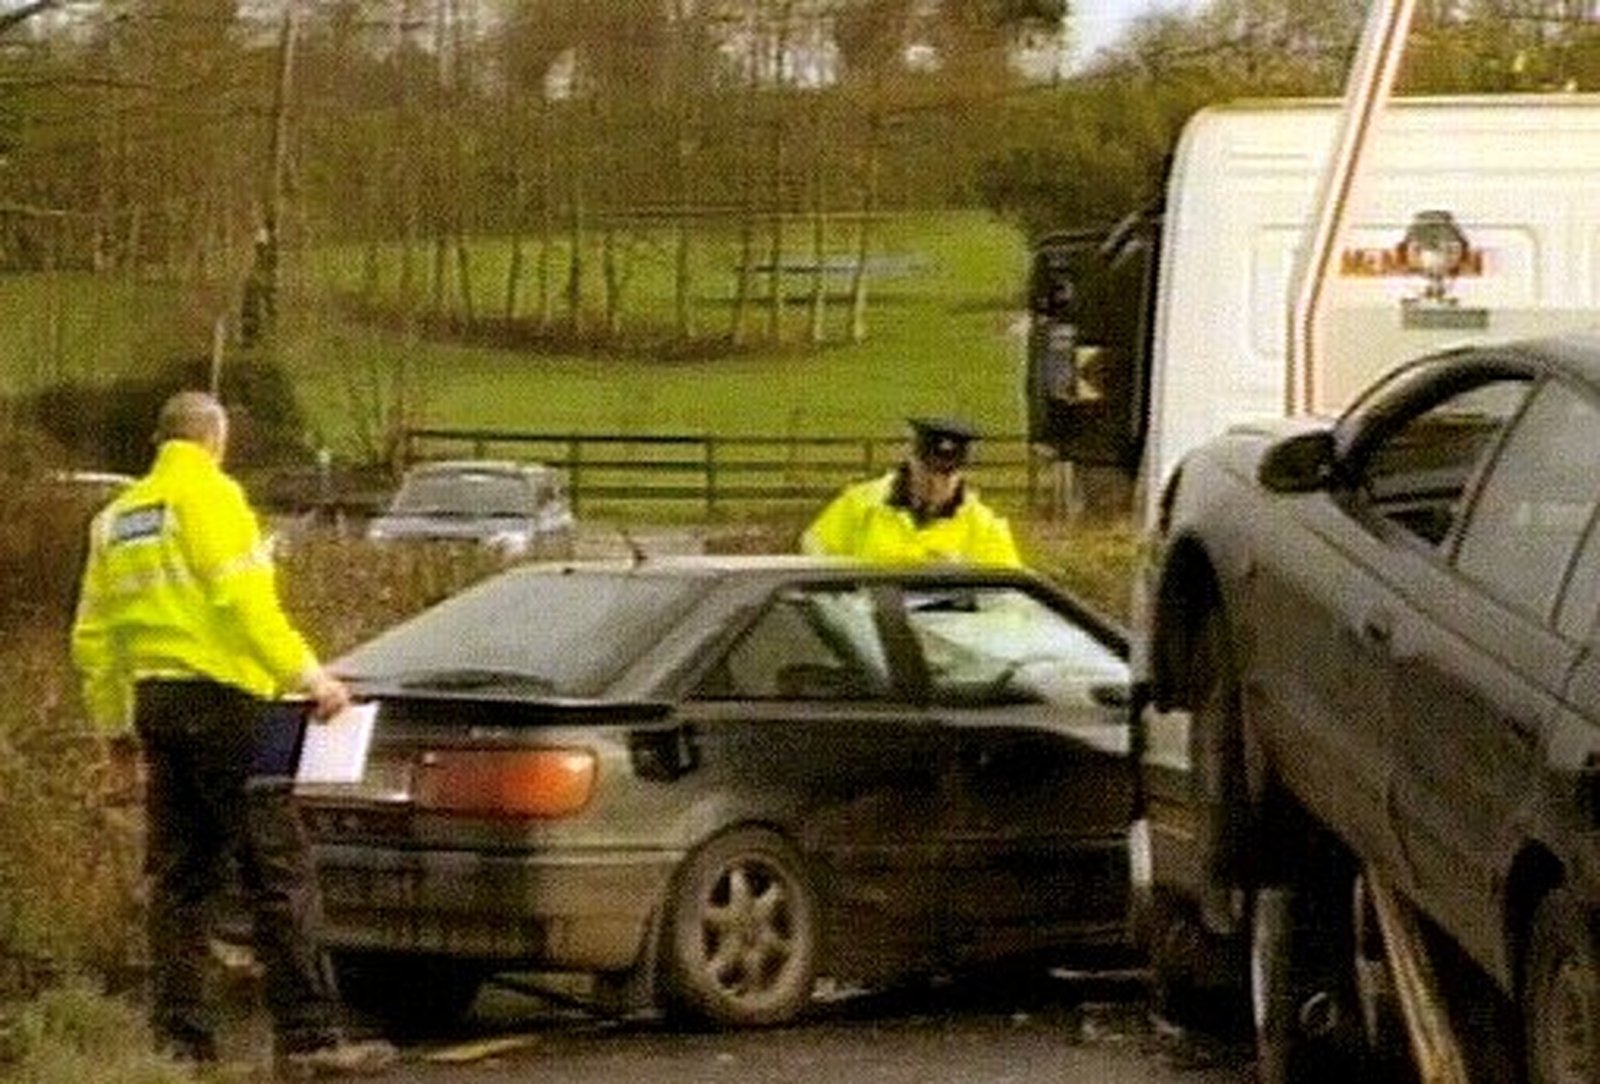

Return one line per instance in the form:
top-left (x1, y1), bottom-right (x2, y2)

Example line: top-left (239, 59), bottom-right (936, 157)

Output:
top-left (903, 588), bottom-right (1128, 708)
top-left (336, 568), bottom-right (710, 698)
top-left (390, 470), bottom-right (539, 517)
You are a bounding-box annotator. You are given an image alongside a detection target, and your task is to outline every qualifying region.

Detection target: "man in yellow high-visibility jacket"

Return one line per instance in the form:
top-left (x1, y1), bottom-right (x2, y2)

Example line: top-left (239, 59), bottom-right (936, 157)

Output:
top-left (72, 391), bottom-right (393, 1076)
top-left (801, 417), bottom-right (1022, 567)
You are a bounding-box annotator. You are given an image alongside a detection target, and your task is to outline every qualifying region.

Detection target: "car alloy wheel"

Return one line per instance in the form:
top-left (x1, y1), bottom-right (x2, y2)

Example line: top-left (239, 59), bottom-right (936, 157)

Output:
top-left (662, 827), bottom-right (818, 1028)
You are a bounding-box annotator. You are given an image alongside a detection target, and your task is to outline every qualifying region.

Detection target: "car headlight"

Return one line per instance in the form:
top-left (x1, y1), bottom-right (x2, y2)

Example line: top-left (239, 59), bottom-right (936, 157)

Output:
top-left (366, 525), bottom-right (389, 542)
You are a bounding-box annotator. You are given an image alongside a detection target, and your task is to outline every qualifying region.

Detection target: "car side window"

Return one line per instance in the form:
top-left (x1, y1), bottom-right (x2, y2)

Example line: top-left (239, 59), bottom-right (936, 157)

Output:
top-left (1558, 507), bottom-right (1600, 641)
top-left (1354, 379), bottom-right (1528, 547)
top-left (1456, 381), bottom-right (1600, 622)
top-left (694, 587), bottom-right (893, 701)
top-left (902, 587), bottom-right (1128, 708)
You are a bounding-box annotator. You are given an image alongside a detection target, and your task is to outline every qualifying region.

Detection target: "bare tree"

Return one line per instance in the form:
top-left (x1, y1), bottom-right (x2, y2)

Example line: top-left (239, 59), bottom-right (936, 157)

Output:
top-left (835, 0), bottom-right (916, 343)
top-left (665, 0), bottom-right (717, 341)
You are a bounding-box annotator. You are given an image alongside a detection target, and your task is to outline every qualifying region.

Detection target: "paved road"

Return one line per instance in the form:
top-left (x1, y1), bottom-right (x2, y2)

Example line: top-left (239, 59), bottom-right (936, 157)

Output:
top-left (359, 967), bottom-right (1254, 1084)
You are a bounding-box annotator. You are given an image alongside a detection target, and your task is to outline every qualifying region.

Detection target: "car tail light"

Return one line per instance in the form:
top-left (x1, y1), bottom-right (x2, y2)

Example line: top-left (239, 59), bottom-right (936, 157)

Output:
top-left (414, 749), bottom-right (596, 817)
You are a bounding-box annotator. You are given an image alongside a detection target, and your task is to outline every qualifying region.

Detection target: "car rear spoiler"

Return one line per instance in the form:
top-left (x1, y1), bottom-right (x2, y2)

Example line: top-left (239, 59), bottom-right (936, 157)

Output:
top-left (359, 692), bottom-right (676, 726)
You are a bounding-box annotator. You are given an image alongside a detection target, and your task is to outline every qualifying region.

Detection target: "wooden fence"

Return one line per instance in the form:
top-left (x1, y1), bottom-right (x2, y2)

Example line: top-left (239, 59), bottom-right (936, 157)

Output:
top-left (399, 428), bottom-right (1070, 516)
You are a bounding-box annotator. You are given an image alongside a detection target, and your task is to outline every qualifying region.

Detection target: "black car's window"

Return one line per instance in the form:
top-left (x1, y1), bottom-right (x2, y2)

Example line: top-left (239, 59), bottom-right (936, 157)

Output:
top-left (1456, 381), bottom-right (1600, 622)
top-left (1558, 500), bottom-right (1600, 640)
top-left (337, 568), bottom-right (708, 697)
top-left (695, 587), bottom-right (894, 701)
top-left (1352, 378), bottom-right (1529, 547)
top-left (902, 587), bottom-right (1127, 708)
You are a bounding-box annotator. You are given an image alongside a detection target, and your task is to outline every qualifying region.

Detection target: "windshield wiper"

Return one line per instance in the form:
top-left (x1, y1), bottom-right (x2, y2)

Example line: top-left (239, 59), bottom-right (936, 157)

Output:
top-left (387, 667), bottom-right (558, 694)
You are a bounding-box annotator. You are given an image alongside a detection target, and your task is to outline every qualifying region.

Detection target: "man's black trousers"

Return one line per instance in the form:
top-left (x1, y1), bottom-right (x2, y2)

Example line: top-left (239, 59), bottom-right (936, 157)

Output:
top-left (134, 678), bottom-right (339, 1050)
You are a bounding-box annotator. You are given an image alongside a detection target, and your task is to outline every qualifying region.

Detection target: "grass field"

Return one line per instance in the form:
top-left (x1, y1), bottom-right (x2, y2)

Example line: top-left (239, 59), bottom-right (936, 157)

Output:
top-left (0, 211), bottom-right (1034, 458)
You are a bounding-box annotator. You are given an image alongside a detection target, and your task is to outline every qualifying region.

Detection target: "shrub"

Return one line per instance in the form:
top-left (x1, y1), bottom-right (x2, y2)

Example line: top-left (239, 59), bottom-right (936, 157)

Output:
top-left (0, 622), bottom-right (144, 985)
top-left (1016, 516), bottom-right (1138, 621)
top-left (276, 534), bottom-right (510, 657)
top-left (0, 979), bottom-right (195, 1084)
top-left (0, 416), bottom-right (143, 989)
top-left (0, 424), bottom-right (90, 631)
top-left (20, 355), bottom-right (312, 475)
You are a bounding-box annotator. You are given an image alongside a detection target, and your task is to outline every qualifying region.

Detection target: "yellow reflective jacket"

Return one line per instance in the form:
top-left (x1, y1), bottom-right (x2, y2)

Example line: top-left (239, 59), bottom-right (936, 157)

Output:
top-left (800, 470), bottom-right (1022, 568)
top-left (71, 440), bottom-right (319, 732)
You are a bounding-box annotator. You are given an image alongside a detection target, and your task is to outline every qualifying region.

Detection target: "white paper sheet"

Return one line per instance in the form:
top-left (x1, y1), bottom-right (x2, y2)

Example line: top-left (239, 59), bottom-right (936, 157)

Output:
top-left (295, 701), bottom-right (378, 784)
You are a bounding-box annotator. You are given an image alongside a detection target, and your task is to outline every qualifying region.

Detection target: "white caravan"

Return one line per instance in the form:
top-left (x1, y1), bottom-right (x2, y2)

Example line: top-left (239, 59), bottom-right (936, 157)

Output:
top-left (1027, 94), bottom-right (1600, 521)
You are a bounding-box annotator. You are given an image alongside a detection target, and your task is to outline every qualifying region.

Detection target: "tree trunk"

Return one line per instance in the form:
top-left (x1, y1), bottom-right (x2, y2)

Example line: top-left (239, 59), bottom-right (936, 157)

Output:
top-left (454, 225), bottom-right (475, 324)
top-left (673, 131), bottom-right (696, 339)
top-left (807, 104), bottom-right (827, 346)
top-left (362, 231), bottom-right (380, 304)
top-left (566, 176), bottom-right (586, 337)
top-left (731, 213), bottom-right (755, 347)
top-left (849, 114), bottom-right (882, 344)
top-left (431, 232), bottom-right (448, 319)
top-left (602, 224), bottom-right (622, 336)
top-left (505, 165), bottom-right (525, 320)
top-left (674, 201), bottom-right (695, 340)
top-left (766, 114), bottom-right (787, 344)
top-left (537, 105), bottom-right (555, 329)
top-left (253, 0), bottom-right (298, 346)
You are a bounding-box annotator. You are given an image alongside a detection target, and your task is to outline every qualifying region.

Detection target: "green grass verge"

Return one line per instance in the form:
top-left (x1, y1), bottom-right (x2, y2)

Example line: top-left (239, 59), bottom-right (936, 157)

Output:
top-left (1, 980), bottom-right (197, 1084)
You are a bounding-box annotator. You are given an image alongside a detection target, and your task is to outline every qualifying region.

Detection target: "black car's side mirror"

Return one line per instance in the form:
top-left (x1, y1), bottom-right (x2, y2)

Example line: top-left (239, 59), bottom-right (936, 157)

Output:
top-left (1258, 430), bottom-right (1336, 493)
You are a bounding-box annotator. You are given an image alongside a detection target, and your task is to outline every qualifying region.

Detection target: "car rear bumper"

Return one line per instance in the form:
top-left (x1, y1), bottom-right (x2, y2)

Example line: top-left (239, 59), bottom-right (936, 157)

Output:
top-left (311, 843), bottom-right (681, 970)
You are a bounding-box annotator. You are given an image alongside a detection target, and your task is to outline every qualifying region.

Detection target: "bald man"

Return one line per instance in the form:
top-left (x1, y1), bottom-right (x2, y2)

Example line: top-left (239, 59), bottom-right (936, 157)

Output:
top-left (71, 391), bottom-right (393, 1075)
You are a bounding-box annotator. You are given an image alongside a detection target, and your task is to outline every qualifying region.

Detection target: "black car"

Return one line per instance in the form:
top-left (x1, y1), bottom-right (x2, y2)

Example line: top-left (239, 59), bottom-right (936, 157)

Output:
top-left (297, 556), bottom-right (1134, 1031)
top-left (1137, 334), bottom-right (1600, 1081)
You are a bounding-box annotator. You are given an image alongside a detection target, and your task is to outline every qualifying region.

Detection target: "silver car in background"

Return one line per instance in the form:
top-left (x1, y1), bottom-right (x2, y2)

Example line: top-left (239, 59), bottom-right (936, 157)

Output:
top-left (366, 459), bottom-right (574, 558)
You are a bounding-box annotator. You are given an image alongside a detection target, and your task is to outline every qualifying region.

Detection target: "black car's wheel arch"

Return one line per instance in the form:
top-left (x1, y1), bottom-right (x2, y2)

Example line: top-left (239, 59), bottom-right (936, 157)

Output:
top-left (1154, 546), bottom-right (1257, 879)
top-left (1155, 540), bottom-right (1308, 888)
top-left (1150, 536), bottom-right (1225, 711)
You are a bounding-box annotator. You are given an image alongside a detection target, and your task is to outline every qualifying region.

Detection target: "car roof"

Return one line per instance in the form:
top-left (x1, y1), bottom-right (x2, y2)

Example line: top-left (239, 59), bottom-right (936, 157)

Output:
top-left (1514, 332), bottom-right (1600, 385)
top-left (530, 552), bottom-right (1041, 580)
top-left (404, 459), bottom-right (553, 477)
top-left (511, 554), bottom-right (1071, 605)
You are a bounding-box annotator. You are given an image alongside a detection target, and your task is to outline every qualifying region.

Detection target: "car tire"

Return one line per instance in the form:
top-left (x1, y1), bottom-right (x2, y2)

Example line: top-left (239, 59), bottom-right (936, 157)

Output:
top-left (1146, 886), bottom-right (1249, 1037)
top-left (1252, 885), bottom-right (1347, 1084)
top-left (1524, 888), bottom-right (1600, 1084)
top-left (1350, 874), bottom-right (1414, 1078)
top-left (660, 827), bottom-right (819, 1028)
top-left (1251, 860), bottom-right (1394, 1084)
top-left (331, 951), bottom-right (484, 1036)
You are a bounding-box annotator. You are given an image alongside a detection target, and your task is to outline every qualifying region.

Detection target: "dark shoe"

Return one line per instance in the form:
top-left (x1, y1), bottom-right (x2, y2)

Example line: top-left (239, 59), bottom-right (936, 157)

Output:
top-left (277, 1036), bottom-right (397, 1078)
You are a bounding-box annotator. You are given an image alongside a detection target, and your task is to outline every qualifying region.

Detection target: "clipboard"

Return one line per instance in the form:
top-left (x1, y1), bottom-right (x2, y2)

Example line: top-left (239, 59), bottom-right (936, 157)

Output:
top-left (251, 700), bottom-right (378, 784)
top-left (251, 700), bottom-right (310, 780)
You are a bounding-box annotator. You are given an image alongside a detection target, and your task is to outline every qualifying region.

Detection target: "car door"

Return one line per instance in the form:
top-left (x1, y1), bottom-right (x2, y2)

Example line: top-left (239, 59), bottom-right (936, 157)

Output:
top-left (1248, 362), bottom-right (1535, 893)
top-left (678, 581), bottom-right (963, 979)
top-left (1240, 479), bottom-right (1406, 876)
top-left (897, 583), bottom-right (1134, 960)
top-left (1386, 378), bottom-right (1600, 966)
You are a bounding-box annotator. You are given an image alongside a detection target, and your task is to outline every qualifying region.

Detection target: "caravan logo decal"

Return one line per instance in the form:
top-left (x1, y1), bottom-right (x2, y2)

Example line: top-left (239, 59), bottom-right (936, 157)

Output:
top-left (1339, 210), bottom-right (1484, 301)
